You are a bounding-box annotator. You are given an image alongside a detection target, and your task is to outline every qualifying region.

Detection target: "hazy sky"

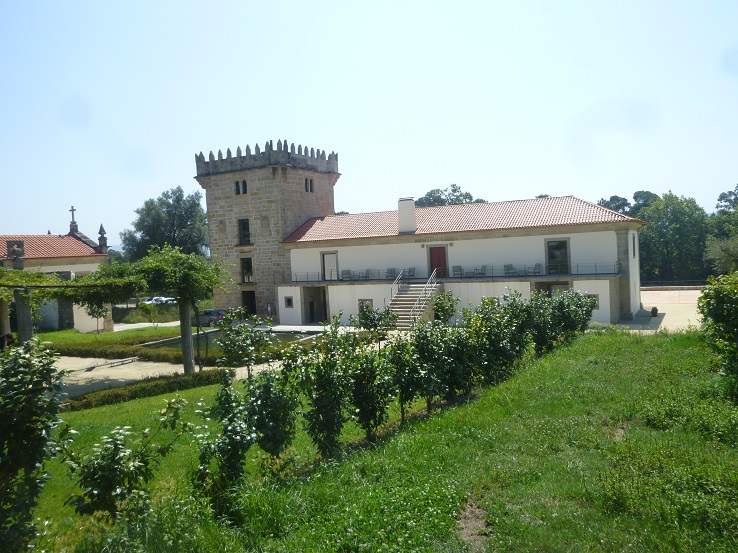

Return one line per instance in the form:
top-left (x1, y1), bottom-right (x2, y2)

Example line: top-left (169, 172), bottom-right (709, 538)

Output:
top-left (2, 1), bottom-right (737, 245)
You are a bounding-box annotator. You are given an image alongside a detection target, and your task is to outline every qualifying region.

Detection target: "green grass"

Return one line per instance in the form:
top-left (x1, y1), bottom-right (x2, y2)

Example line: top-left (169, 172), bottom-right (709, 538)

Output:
top-left (38, 327), bottom-right (183, 348)
top-left (35, 329), bottom-right (738, 552)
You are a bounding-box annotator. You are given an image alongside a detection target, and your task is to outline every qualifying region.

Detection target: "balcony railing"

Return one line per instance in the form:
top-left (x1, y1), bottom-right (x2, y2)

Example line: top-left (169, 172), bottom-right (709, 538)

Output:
top-left (280, 262), bottom-right (619, 284)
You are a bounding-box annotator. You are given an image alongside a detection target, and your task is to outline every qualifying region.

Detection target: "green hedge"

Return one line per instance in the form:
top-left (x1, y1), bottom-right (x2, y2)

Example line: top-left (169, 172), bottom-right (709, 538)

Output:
top-left (64, 368), bottom-right (234, 411)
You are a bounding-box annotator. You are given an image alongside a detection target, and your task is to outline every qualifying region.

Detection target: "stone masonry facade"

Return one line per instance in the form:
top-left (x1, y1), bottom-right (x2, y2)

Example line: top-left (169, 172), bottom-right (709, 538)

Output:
top-left (195, 140), bottom-right (339, 317)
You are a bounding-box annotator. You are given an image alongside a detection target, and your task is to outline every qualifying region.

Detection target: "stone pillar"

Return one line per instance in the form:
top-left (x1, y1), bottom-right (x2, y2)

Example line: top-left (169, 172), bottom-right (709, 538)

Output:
top-left (0, 298), bottom-right (10, 336)
top-left (615, 229), bottom-right (633, 321)
top-left (7, 240), bottom-right (34, 343)
top-left (14, 289), bottom-right (33, 344)
top-left (179, 301), bottom-right (195, 374)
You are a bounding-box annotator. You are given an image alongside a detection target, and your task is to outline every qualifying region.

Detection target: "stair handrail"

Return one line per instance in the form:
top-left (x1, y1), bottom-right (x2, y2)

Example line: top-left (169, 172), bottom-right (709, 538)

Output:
top-left (383, 269), bottom-right (405, 308)
top-left (409, 269), bottom-right (438, 320)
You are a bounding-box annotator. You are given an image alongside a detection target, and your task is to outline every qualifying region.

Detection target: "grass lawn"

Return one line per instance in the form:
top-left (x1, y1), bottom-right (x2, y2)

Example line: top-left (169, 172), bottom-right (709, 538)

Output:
top-left (35, 329), bottom-right (738, 552)
top-left (38, 327), bottom-right (183, 348)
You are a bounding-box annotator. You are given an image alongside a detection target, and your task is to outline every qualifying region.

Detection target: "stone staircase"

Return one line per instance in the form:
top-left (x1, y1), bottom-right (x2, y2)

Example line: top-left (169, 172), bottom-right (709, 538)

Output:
top-left (389, 282), bottom-right (442, 329)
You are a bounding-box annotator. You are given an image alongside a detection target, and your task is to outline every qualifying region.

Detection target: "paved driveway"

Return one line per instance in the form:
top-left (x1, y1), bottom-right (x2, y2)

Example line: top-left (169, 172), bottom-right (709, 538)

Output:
top-left (621, 288), bottom-right (702, 332)
top-left (56, 356), bottom-right (280, 398)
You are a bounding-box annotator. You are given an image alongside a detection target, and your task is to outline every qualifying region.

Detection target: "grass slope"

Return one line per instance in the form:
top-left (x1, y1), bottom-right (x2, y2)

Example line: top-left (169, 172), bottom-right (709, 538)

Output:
top-left (36, 330), bottom-right (738, 552)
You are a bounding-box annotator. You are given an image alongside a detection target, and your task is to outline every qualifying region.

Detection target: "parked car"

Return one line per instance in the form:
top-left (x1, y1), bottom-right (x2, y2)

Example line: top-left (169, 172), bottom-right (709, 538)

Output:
top-left (191, 309), bottom-right (227, 328)
top-left (143, 296), bottom-right (176, 305)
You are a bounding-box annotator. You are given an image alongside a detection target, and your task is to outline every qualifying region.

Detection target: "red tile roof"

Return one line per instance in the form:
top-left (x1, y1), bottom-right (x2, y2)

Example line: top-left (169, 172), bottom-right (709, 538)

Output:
top-left (0, 234), bottom-right (106, 260)
top-left (284, 196), bottom-right (644, 243)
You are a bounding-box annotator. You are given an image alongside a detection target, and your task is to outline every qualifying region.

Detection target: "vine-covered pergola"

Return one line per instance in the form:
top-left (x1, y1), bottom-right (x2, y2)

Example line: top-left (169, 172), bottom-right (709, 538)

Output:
top-left (1, 245), bottom-right (225, 374)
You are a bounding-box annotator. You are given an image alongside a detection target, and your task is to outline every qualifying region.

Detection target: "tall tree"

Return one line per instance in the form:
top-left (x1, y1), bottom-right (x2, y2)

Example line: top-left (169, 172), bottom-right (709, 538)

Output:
top-left (415, 184), bottom-right (485, 207)
top-left (136, 245), bottom-right (225, 374)
top-left (716, 183), bottom-right (738, 215)
top-left (120, 186), bottom-right (208, 261)
top-left (706, 184), bottom-right (738, 274)
top-left (629, 190), bottom-right (660, 218)
top-left (597, 195), bottom-right (632, 214)
top-left (638, 192), bottom-right (709, 282)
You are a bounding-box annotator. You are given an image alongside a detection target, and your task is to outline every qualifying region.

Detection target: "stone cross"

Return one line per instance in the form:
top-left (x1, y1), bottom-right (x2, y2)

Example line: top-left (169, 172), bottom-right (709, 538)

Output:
top-left (70, 205), bottom-right (76, 222)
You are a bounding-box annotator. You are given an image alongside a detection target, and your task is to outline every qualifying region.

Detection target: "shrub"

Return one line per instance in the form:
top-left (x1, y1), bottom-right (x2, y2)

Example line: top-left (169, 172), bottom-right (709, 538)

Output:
top-left (195, 372), bottom-right (255, 490)
top-left (699, 273), bottom-right (738, 399)
top-left (462, 293), bottom-right (530, 384)
top-left (348, 349), bottom-right (395, 442)
top-left (299, 316), bottom-right (359, 457)
top-left (248, 368), bottom-right (300, 459)
top-left (0, 341), bottom-right (66, 552)
top-left (411, 319), bottom-right (458, 410)
top-left (527, 291), bottom-right (561, 355)
top-left (551, 290), bottom-right (597, 338)
top-left (216, 310), bottom-right (276, 381)
top-left (357, 303), bottom-right (397, 333)
top-left (432, 291), bottom-right (459, 324)
top-left (385, 333), bottom-right (422, 423)
top-left (63, 396), bottom-right (191, 518)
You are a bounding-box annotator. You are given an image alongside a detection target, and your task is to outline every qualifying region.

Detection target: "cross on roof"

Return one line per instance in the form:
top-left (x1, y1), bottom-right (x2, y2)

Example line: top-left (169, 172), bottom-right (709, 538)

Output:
top-left (69, 205), bottom-right (76, 222)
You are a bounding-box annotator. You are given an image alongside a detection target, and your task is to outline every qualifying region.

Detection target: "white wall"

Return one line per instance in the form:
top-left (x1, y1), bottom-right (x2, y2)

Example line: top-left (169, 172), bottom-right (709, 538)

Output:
top-left (73, 304), bottom-right (103, 333)
top-left (277, 286), bottom-right (303, 325)
top-left (291, 243), bottom-right (428, 279)
top-left (444, 281), bottom-right (531, 313)
top-left (290, 230), bottom-right (619, 279)
top-left (327, 283), bottom-right (396, 325)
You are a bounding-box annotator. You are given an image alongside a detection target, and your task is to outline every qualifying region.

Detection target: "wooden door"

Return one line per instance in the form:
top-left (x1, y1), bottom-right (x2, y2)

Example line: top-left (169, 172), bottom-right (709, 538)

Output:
top-left (429, 247), bottom-right (447, 277)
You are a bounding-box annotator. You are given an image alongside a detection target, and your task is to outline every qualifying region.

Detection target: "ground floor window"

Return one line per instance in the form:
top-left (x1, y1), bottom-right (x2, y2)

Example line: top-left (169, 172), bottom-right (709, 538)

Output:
top-left (284, 296), bottom-right (294, 308)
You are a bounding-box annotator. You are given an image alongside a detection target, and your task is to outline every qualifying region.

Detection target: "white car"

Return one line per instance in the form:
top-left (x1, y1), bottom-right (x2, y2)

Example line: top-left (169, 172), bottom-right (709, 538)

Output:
top-left (143, 296), bottom-right (176, 305)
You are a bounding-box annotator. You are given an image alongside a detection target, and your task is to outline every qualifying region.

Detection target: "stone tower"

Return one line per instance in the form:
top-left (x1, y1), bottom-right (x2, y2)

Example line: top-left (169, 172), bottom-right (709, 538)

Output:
top-left (194, 140), bottom-right (340, 318)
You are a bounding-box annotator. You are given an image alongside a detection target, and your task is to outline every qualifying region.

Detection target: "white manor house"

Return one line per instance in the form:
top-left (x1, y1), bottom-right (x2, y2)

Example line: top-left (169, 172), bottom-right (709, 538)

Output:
top-left (195, 140), bottom-right (644, 327)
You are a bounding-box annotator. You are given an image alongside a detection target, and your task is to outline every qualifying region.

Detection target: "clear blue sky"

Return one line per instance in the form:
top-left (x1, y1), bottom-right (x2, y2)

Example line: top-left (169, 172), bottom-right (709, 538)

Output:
top-left (2, 1), bottom-right (737, 245)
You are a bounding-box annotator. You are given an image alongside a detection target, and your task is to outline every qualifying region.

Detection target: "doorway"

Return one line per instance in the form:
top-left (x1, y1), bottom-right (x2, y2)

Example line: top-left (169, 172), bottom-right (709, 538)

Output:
top-left (429, 246), bottom-right (448, 277)
top-left (322, 252), bottom-right (338, 281)
top-left (301, 286), bottom-right (328, 323)
top-left (241, 290), bottom-right (257, 315)
top-left (546, 240), bottom-right (570, 275)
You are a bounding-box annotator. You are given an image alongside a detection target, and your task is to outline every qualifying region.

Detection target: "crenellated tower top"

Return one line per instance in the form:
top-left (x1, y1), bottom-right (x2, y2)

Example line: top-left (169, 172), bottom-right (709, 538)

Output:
top-left (195, 139), bottom-right (338, 176)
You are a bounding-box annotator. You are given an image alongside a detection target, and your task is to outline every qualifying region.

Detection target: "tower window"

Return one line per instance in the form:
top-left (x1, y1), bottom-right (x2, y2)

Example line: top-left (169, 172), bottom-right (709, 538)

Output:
top-left (310, 179), bottom-right (314, 192)
top-left (235, 181), bottom-right (240, 195)
top-left (305, 178), bottom-right (309, 192)
top-left (238, 219), bottom-right (251, 245)
top-left (242, 180), bottom-right (247, 194)
top-left (241, 257), bottom-right (253, 283)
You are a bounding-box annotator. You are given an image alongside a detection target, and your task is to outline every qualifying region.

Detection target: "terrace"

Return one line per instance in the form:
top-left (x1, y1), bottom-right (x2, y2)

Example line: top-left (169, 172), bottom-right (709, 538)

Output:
top-left (282, 261), bottom-right (620, 284)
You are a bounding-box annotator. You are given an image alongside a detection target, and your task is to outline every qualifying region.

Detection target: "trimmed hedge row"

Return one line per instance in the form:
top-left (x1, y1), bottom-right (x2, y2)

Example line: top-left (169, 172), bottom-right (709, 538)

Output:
top-left (65, 368), bottom-right (233, 411)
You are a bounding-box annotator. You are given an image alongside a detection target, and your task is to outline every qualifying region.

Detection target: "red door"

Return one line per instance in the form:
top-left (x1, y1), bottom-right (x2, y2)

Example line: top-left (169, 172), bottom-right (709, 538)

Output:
top-left (429, 247), bottom-right (447, 277)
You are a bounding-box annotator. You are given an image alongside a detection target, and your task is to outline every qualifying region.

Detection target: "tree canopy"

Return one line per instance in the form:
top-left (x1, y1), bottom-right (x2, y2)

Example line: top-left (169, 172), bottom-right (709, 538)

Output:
top-left (415, 184), bottom-right (486, 207)
top-left (638, 192), bottom-right (709, 282)
top-left (597, 195), bottom-right (632, 214)
top-left (120, 186), bottom-right (208, 261)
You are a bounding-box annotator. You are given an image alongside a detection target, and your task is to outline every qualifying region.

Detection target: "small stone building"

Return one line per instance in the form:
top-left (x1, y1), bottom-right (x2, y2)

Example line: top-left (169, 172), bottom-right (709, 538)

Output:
top-left (0, 214), bottom-right (111, 334)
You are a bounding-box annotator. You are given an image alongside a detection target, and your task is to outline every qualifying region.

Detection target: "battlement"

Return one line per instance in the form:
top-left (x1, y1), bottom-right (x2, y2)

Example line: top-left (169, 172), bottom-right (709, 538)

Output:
top-left (195, 140), bottom-right (338, 176)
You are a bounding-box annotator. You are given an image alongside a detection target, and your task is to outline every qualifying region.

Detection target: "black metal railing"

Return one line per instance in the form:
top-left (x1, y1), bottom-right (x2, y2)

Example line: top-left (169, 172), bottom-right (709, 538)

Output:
top-left (280, 262), bottom-right (619, 284)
